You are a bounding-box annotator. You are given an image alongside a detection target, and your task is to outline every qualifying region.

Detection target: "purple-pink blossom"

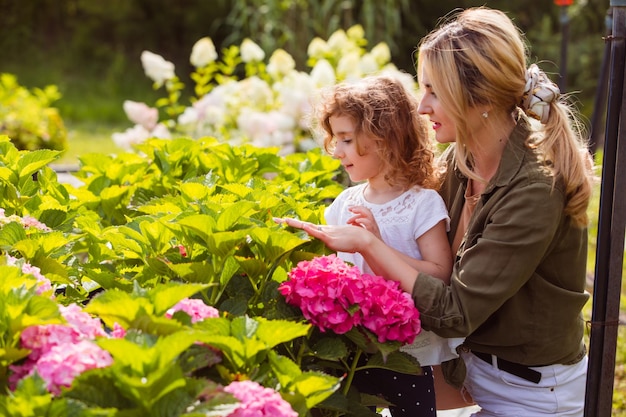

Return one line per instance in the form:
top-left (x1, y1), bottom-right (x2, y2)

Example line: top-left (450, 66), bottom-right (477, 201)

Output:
top-left (166, 298), bottom-right (219, 323)
top-left (34, 340), bottom-right (113, 395)
top-left (9, 303), bottom-right (112, 394)
top-left (279, 255), bottom-right (420, 343)
top-left (224, 380), bottom-right (297, 417)
top-left (59, 304), bottom-right (108, 339)
top-left (6, 256), bottom-right (53, 296)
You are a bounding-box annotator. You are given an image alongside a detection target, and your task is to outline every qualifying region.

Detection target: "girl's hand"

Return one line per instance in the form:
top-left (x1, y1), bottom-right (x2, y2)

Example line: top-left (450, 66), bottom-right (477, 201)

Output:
top-left (347, 206), bottom-right (382, 240)
top-left (273, 217), bottom-right (373, 253)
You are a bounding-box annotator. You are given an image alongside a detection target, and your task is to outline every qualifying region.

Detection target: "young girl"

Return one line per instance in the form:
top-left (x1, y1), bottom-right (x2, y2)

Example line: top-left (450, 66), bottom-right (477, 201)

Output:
top-left (313, 74), bottom-right (458, 417)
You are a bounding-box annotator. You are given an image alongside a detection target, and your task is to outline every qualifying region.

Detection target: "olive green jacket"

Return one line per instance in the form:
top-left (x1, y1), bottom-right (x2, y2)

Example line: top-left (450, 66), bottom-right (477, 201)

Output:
top-left (413, 116), bottom-right (588, 366)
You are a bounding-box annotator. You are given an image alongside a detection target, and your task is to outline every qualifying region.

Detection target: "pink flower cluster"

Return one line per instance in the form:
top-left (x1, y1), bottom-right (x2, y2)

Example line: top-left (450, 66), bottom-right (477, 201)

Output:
top-left (224, 380), bottom-right (297, 417)
top-left (0, 209), bottom-right (51, 232)
top-left (165, 298), bottom-right (220, 323)
top-left (279, 255), bottom-right (420, 344)
top-left (6, 255), bottom-right (53, 296)
top-left (9, 303), bottom-right (113, 395)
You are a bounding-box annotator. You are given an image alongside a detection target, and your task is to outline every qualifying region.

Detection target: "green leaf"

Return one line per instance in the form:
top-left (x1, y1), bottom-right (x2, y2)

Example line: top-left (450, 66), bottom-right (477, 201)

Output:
top-left (17, 149), bottom-right (60, 179)
top-left (358, 350), bottom-right (421, 375)
top-left (179, 182), bottom-right (209, 201)
top-left (149, 282), bottom-right (209, 315)
top-left (177, 214), bottom-right (216, 243)
top-left (312, 336), bottom-right (349, 361)
top-left (0, 221), bottom-right (26, 247)
top-left (66, 369), bottom-right (133, 409)
top-left (254, 317), bottom-right (310, 348)
top-left (291, 371), bottom-right (342, 409)
top-left (166, 261), bottom-right (217, 283)
top-left (216, 201), bottom-right (257, 230)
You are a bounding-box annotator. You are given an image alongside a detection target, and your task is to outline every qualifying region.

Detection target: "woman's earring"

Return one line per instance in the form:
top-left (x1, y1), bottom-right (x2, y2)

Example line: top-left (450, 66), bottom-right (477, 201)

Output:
top-left (482, 111), bottom-right (489, 119)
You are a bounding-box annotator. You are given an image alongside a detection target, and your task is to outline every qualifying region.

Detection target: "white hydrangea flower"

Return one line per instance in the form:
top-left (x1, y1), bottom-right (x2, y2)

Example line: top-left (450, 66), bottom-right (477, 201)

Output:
top-left (346, 25), bottom-right (365, 41)
top-left (359, 53), bottom-right (379, 76)
top-left (237, 76), bottom-right (274, 107)
top-left (151, 123), bottom-right (171, 139)
top-left (274, 72), bottom-right (315, 121)
top-left (140, 51), bottom-right (175, 87)
top-left (370, 42), bottom-right (391, 66)
top-left (122, 100), bottom-right (158, 131)
top-left (177, 107), bottom-right (199, 126)
top-left (112, 125), bottom-right (151, 151)
top-left (310, 59), bottom-right (336, 87)
top-left (307, 37), bottom-right (329, 59)
top-left (266, 49), bottom-right (296, 79)
top-left (326, 29), bottom-right (349, 52)
top-left (336, 51), bottom-right (362, 79)
top-left (190, 37), bottom-right (218, 68)
top-left (240, 38), bottom-right (265, 63)
top-left (112, 122), bottom-right (170, 151)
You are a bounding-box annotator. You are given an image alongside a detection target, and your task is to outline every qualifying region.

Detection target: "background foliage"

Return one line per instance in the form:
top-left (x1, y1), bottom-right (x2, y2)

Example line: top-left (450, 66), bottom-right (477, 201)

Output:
top-left (0, 0), bottom-right (611, 125)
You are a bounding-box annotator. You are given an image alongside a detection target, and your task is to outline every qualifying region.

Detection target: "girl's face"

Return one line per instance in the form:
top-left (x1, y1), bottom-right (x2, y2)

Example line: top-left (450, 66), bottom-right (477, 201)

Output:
top-left (417, 69), bottom-right (457, 144)
top-left (329, 115), bottom-right (385, 183)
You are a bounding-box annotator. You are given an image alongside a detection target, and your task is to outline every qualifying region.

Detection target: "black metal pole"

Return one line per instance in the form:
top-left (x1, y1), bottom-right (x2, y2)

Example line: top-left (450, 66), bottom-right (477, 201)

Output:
top-left (584, 2), bottom-right (626, 416)
top-left (589, 9), bottom-right (613, 155)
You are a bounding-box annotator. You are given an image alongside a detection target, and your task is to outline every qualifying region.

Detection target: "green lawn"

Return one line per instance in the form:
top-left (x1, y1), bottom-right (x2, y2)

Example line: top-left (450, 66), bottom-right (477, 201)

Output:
top-left (56, 121), bottom-right (121, 167)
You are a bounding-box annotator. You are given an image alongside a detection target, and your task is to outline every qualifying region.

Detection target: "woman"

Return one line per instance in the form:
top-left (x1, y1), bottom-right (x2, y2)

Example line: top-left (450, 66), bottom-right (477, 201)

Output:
top-left (281, 7), bottom-right (594, 416)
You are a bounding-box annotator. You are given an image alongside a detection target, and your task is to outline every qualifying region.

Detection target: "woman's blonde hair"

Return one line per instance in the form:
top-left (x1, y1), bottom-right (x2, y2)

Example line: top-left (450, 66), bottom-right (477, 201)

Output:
top-left (417, 7), bottom-right (593, 227)
top-left (315, 74), bottom-right (439, 190)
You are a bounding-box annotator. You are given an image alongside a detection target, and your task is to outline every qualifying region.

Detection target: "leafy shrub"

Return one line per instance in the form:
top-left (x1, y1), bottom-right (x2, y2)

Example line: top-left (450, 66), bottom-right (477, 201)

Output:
top-left (0, 135), bottom-right (424, 416)
top-left (0, 73), bottom-right (68, 151)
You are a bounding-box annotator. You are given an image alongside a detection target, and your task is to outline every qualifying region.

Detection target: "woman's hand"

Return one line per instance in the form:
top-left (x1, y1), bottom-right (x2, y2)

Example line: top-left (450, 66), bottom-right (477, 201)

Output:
top-left (347, 206), bottom-right (382, 240)
top-left (274, 217), bottom-right (373, 253)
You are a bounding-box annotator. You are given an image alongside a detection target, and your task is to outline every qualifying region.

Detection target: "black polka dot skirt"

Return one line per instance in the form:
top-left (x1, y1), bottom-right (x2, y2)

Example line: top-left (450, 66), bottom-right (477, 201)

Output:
top-left (350, 355), bottom-right (436, 417)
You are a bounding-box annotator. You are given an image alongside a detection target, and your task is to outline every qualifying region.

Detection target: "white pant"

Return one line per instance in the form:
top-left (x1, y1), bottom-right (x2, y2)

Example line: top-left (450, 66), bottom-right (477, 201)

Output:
top-left (460, 351), bottom-right (587, 417)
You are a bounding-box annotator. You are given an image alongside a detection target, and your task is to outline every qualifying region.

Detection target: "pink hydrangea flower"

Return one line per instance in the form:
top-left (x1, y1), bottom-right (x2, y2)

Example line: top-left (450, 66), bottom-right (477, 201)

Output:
top-left (34, 340), bottom-right (113, 395)
top-left (9, 303), bottom-right (111, 393)
top-left (166, 298), bottom-right (219, 323)
top-left (110, 322), bottom-right (127, 339)
top-left (279, 255), bottom-right (420, 343)
top-left (21, 215), bottom-right (52, 232)
top-left (224, 380), bottom-right (297, 417)
top-left (359, 274), bottom-right (421, 344)
top-left (59, 304), bottom-right (108, 339)
top-left (6, 256), bottom-right (53, 296)
top-left (18, 324), bottom-right (81, 361)
top-left (0, 209), bottom-right (51, 232)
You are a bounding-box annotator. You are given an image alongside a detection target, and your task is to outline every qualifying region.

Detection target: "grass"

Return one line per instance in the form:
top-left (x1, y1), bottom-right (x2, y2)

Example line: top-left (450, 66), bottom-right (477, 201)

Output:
top-left (55, 121), bottom-right (122, 167)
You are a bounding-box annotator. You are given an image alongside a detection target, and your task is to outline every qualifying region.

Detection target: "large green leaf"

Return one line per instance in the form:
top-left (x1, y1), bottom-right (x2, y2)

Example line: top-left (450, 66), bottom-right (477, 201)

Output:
top-left (148, 282), bottom-right (209, 315)
top-left (17, 149), bottom-right (60, 179)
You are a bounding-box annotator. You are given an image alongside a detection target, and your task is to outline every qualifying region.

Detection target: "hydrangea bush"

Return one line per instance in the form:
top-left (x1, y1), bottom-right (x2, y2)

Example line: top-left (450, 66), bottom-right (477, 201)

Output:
top-left (113, 25), bottom-right (417, 154)
top-left (0, 134), bottom-right (423, 416)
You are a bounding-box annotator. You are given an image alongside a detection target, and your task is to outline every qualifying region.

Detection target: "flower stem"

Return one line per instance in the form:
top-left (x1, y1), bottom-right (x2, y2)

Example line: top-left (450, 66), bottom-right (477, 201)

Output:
top-left (342, 347), bottom-right (362, 397)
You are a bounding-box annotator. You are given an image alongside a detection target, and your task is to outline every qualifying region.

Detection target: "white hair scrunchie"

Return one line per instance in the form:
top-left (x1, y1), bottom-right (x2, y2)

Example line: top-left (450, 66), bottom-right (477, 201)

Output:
top-left (521, 64), bottom-right (560, 124)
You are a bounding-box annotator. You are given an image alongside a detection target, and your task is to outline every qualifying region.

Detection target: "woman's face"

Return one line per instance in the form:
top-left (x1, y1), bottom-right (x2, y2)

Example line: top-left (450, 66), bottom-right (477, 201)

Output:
top-left (328, 115), bottom-right (385, 183)
top-left (417, 69), bottom-right (457, 144)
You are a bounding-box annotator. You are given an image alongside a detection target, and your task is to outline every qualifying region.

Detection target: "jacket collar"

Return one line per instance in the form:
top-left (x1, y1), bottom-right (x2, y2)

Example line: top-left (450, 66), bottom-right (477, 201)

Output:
top-left (486, 115), bottom-right (533, 192)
